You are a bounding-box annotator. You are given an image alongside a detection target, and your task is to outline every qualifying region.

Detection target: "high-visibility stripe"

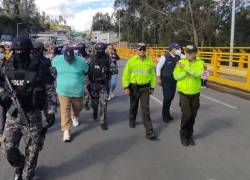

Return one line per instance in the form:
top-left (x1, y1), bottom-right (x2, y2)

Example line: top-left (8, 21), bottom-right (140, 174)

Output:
top-left (131, 69), bottom-right (150, 74)
top-left (175, 72), bottom-right (186, 79)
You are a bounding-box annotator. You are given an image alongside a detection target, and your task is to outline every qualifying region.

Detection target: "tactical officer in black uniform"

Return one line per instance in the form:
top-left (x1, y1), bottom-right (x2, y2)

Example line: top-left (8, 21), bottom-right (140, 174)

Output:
top-left (0, 36), bottom-right (57, 180)
top-left (88, 42), bottom-right (111, 130)
top-left (78, 43), bottom-right (91, 110)
top-left (32, 40), bottom-right (57, 120)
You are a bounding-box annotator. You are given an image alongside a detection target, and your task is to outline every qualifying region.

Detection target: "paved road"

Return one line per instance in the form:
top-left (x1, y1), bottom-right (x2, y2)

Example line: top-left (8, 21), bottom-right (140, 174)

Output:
top-left (1, 61), bottom-right (250, 180)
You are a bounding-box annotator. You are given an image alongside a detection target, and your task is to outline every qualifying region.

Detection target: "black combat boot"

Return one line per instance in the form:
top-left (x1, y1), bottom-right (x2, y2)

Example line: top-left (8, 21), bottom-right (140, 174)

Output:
top-left (146, 130), bottom-right (157, 140)
top-left (180, 134), bottom-right (189, 147)
top-left (188, 135), bottom-right (196, 146)
top-left (100, 123), bottom-right (108, 130)
top-left (13, 166), bottom-right (23, 180)
top-left (129, 121), bottom-right (136, 128)
top-left (163, 113), bottom-right (174, 123)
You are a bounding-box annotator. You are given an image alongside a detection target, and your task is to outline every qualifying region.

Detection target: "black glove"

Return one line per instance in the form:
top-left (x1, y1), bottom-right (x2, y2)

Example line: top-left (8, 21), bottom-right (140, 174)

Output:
top-left (46, 113), bottom-right (55, 128)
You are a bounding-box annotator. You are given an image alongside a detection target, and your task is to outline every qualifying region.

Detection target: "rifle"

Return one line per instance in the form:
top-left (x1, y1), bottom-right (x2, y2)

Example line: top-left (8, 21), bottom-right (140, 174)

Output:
top-left (1, 68), bottom-right (52, 150)
top-left (1, 68), bottom-right (37, 146)
top-left (2, 68), bottom-right (31, 126)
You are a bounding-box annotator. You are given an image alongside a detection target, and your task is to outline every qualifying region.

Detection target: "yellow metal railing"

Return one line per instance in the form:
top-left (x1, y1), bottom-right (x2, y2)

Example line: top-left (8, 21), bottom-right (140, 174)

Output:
top-left (117, 47), bottom-right (250, 92)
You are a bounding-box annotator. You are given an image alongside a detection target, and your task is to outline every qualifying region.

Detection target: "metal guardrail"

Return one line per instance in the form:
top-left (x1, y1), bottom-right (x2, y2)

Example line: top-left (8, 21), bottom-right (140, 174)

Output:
top-left (117, 47), bottom-right (250, 92)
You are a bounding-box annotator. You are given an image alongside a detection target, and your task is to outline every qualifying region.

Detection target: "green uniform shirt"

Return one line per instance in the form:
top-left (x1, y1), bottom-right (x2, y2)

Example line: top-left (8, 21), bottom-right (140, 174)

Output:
top-left (122, 55), bottom-right (156, 89)
top-left (173, 57), bottom-right (204, 95)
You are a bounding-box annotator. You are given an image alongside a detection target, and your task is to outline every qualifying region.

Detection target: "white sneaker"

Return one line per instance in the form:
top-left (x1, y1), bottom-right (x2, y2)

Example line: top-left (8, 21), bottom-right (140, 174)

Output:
top-left (108, 95), bottom-right (111, 101)
top-left (72, 116), bottom-right (79, 127)
top-left (110, 92), bottom-right (115, 98)
top-left (63, 130), bottom-right (71, 142)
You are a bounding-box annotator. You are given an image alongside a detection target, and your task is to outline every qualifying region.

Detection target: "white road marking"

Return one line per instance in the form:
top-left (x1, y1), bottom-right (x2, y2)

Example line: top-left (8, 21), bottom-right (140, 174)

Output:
top-left (150, 95), bottom-right (174, 110)
top-left (150, 94), bottom-right (237, 110)
top-left (201, 94), bottom-right (238, 109)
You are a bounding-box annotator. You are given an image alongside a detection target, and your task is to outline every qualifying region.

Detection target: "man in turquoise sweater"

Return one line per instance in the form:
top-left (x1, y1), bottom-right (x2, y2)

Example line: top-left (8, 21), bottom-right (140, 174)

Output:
top-left (52, 48), bottom-right (89, 142)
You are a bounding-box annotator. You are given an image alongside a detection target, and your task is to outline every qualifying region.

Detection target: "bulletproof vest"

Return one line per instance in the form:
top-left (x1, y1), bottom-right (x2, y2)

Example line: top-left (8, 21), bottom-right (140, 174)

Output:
top-left (4, 58), bottom-right (46, 111)
top-left (89, 55), bottom-right (110, 82)
top-left (161, 53), bottom-right (179, 82)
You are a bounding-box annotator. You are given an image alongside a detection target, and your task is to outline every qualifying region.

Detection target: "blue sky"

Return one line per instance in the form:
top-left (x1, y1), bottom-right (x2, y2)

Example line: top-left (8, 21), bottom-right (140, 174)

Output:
top-left (35, 0), bottom-right (115, 31)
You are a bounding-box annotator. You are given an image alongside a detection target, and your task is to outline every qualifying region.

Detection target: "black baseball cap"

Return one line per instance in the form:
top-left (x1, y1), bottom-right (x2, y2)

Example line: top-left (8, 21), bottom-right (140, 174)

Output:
top-left (186, 45), bottom-right (198, 53)
top-left (169, 42), bottom-right (180, 50)
top-left (64, 47), bottom-right (74, 61)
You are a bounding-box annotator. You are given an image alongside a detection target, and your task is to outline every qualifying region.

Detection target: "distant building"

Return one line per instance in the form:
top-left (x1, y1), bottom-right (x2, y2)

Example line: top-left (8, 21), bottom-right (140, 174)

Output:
top-left (30, 30), bottom-right (71, 46)
top-left (91, 31), bottom-right (119, 44)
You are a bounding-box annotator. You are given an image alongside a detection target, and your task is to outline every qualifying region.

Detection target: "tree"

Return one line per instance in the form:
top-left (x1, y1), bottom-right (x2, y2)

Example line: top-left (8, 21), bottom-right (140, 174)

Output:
top-left (112, 0), bottom-right (249, 46)
top-left (92, 12), bottom-right (114, 32)
top-left (0, 0), bottom-right (71, 36)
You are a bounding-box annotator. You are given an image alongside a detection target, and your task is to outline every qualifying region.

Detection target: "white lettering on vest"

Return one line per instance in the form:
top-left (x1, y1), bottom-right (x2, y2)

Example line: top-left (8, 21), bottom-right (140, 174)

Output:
top-left (11, 80), bottom-right (25, 86)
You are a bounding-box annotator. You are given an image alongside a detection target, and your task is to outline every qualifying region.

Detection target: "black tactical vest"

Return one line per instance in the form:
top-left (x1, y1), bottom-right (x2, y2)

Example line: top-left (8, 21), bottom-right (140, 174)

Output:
top-left (89, 55), bottom-right (110, 83)
top-left (160, 53), bottom-right (179, 83)
top-left (4, 58), bottom-right (46, 111)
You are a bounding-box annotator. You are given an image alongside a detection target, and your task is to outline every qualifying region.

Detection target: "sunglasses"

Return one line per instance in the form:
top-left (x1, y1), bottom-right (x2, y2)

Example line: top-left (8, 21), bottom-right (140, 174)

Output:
top-left (139, 48), bottom-right (146, 52)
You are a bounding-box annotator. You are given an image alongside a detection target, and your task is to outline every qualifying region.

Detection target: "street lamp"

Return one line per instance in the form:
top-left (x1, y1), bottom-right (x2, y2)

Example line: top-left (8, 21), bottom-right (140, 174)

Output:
top-left (17, 23), bottom-right (22, 37)
top-left (100, 24), bottom-right (104, 32)
top-left (229, 0), bottom-right (236, 66)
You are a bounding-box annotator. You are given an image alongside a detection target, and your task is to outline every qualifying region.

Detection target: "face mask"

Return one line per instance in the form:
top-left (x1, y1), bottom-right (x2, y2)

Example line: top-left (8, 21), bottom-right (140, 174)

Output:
top-left (175, 49), bottom-right (182, 56)
top-left (0, 53), bottom-right (5, 60)
top-left (14, 51), bottom-right (30, 62)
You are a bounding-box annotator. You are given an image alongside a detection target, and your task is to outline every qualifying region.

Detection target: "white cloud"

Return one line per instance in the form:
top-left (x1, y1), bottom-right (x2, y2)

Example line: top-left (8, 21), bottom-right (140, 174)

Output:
top-left (35, 0), bottom-right (114, 31)
top-left (67, 7), bottom-right (114, 31)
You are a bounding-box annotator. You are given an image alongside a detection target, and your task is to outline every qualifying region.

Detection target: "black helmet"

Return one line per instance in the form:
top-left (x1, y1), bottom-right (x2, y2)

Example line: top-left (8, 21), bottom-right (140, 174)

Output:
top-left (33, 41), bottom-right (44, 50)
top-left (12, 36), bottom-right (33, 50)
top-left (95, 42), bottom-right (107, 51)
top-left (79, 43), bottom-right (86, 49)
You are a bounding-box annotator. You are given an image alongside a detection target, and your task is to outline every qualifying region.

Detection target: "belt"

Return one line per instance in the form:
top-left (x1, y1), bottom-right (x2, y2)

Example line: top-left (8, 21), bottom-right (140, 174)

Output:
top-left (130, 83), bottom-right (150, 88)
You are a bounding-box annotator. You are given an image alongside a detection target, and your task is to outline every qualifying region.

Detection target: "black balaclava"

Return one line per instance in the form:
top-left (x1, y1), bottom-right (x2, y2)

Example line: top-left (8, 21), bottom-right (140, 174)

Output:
top-left (96, 50), bottom-right (106, 58)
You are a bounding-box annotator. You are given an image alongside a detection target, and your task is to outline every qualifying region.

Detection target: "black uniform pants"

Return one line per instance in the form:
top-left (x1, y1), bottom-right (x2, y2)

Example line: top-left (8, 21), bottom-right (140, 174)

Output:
top-left (129, 84), bottom-right (153, 133)
top-left (162, 81), bottom-right (176, 120)
top-left (179, 92), bottom-right (200, 138)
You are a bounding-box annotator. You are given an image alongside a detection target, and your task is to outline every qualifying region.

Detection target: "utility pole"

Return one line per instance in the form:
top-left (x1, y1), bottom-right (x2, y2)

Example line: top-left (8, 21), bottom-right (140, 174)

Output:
top-left (17, 23), bottom-right (22, 37)
top-left (119, 10), bottom-right (121, 47)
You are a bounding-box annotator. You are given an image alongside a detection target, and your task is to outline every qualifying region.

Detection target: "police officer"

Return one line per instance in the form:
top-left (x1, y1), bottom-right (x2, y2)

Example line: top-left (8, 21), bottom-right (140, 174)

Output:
top-left (32, 41), bottom-right (54, 74)
top-left (156, 43), bottom-right (181, 123)
top-left (122, 43), bottom-right (157, 140)
top-left (173, 45), bottom-right (204, 146)
top-left (78, 43), bottom-right (88, 58)
top-left (0, 36), bottom-right (57, 180)
top-left (79, 43), bottom-right (91, 110)
top-left (32, 40), bottom-right (57, 123)
top-left (88, 42), bottom-right (110, 130)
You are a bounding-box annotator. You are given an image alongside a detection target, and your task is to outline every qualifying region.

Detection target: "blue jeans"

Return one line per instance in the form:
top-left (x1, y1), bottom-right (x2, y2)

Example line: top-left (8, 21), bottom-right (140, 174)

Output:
top-left (109, 75), bottom-right (117, 93)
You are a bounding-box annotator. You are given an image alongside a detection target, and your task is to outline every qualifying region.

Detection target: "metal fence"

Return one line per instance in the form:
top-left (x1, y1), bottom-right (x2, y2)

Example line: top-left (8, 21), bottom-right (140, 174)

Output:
top-left (116, 47), bottom-right (250, 92)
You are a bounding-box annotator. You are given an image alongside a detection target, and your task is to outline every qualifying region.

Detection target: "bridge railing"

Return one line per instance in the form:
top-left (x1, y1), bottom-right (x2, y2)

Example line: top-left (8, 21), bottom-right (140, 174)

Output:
top-left (117, 47), bottom-right (250, 92)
